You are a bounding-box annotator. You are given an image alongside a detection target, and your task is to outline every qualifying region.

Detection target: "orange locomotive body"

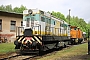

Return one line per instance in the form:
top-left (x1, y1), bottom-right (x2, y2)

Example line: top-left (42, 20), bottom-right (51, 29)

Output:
top-left (70, 26), bottom-right (83, 44)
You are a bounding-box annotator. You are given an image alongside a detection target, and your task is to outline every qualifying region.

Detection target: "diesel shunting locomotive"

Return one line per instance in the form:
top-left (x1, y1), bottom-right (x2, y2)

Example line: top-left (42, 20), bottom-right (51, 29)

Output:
top-left (14, 9), bottom-right (84, 54)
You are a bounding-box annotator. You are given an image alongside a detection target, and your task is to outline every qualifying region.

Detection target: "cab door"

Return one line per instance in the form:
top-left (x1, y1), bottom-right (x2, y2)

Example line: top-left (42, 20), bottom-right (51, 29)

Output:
top-left (45, 18), bottom-right (51, 35)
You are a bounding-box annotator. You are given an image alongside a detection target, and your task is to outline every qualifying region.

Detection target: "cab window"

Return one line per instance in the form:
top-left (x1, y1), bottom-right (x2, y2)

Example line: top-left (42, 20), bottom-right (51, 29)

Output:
top-left (41, 17), bottom-right (45, 22)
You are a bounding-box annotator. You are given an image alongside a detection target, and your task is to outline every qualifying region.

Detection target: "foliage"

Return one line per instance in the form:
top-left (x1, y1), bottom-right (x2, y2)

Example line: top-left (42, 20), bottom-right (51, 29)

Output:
top-left (52, 11), bottom-right (66, 21)
top-left (87, 22), bottom-right (90, 30)
top-left (0, 4), bottom-right (27, 13)
top-left (0, 5), bottom-right (13, 12)
top-left (13, 5), bottom-right (27, 13)
top-left (66, 15), bottom-right (88, 32)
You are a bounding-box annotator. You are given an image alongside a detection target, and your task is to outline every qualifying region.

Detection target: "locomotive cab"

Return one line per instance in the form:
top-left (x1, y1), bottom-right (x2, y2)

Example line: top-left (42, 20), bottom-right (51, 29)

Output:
top-left (77, 27), bottom-right (83, 43)
top-left (70, 26), bottom-right (83, 44)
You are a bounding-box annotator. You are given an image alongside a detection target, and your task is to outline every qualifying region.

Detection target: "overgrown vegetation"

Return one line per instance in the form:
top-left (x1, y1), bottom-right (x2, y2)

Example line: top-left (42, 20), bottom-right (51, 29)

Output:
top-left (0, 43), bottom-right (15, 54)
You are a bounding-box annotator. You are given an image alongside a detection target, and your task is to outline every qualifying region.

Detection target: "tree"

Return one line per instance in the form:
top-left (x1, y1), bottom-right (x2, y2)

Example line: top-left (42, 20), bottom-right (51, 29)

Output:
top-left (5, 5), bottom-right (13, 12)
top-left (66, 15), bottom-right (88, 32)
top-left (13, 7), bottom-right (19, 13)
top-left (0, 5), bottom-right (13, 12)
top-left (52, 11), bottom-right (66, 21)
top-left (0, 4), bottom-right (27, 13)
top-left (0, 5), bottom-right (5, 11)
top-left (13, 5), bottom-right (27, 13)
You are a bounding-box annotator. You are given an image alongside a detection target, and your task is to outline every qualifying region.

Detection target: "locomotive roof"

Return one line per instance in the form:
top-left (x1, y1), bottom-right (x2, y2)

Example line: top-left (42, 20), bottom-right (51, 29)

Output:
top-left (23, 9), bottom-right (69, 26)
top-left (70, 26), bottom-right (77, 28)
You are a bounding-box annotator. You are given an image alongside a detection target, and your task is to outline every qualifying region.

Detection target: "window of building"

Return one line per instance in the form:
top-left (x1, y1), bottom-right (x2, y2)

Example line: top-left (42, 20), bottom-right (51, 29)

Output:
top-left (10, 21), bottom-right (16, 31)
top-left (21, 21), bottom-right (23, 26)
top-left (0, 19), bottom-right (2, 31)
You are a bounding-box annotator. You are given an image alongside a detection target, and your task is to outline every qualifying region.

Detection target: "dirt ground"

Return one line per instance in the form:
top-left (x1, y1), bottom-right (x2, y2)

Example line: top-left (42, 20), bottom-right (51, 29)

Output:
top-left (55, 54), bottom-right (90, 60)
top-left (0, 52), bottom-right (90, 60)
top-left (0, 52), bottom-right (16, 58)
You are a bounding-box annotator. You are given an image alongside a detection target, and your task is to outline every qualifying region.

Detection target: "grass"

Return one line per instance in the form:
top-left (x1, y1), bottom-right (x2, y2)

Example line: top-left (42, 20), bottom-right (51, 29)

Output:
top-left (38, 43), bottom-right (88, 60)
top-left (0, 43), bottom-right (15, 54)
top-left (88, 58), bottom-right (90, 60)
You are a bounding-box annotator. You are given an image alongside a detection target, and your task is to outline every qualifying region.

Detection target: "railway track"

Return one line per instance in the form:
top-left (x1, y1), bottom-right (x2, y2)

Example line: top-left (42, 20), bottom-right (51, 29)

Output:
top-left (0, 54), bottom-right (37, 60)
top-left (0, 54), bottom-right (20, 60)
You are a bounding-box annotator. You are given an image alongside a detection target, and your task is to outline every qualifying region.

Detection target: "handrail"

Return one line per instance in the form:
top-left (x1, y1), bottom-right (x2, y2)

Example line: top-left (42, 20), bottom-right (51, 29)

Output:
top-left (32, 25), bottom-right (41, 35)
top-left (16, 26), bottom-right (24, 36)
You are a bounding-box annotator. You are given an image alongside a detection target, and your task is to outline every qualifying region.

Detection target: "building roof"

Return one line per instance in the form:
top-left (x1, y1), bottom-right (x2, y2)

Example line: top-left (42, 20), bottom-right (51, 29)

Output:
top-left (0, 10), bottom-right (23, 18)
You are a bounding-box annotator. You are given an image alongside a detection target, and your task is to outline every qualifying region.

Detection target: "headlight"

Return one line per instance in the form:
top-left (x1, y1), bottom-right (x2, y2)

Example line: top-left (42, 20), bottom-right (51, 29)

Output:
top-left (28, 9), bottom-right (33, 14)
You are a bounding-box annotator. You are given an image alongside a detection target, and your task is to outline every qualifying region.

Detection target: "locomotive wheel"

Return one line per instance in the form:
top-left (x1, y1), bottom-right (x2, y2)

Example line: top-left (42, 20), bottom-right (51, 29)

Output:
top-left (78, 39), bottom-right (83, 44)
top-left (39, 45), bottom-right (43, 56)
top-left (64, 44), bottom-right (66, 48)
top-left (71, 39), bottom-right (76, 45)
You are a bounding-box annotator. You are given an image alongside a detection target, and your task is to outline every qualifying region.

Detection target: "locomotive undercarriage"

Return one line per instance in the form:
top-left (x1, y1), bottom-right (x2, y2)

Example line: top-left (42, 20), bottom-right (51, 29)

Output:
top-left (20, 41), bottom-right (40, 54)
top-left (70, 38), bottom-right (83, 44)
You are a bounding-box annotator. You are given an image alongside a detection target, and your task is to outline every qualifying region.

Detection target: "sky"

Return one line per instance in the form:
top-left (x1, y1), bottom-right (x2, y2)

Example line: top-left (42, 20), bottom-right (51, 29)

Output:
top-left (0, 0), bottom-right (90, 23)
